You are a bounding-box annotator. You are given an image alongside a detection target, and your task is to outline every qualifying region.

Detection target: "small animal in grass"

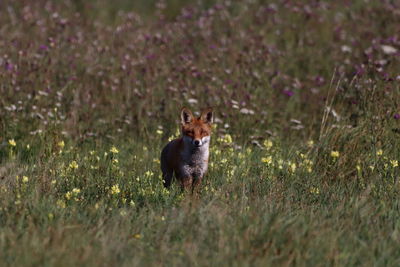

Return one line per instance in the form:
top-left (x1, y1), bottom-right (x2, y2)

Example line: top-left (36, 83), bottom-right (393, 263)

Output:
top-left (161, 107), bottom-right (213, 192)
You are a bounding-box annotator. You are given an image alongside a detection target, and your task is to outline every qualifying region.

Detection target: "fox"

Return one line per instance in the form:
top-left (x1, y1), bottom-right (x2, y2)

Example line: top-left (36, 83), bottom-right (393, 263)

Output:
top-left (161, 107), bottom-right (213, 192)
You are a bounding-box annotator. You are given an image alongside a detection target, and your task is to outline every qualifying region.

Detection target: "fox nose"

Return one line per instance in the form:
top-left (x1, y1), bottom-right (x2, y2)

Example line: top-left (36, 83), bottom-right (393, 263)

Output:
top-left (194, 140), bottom-right (200, 146)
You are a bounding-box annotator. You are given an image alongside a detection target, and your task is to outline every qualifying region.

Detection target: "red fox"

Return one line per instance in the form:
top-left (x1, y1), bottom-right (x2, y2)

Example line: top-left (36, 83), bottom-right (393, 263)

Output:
top-left (161, 107), bottom-right (213, 191)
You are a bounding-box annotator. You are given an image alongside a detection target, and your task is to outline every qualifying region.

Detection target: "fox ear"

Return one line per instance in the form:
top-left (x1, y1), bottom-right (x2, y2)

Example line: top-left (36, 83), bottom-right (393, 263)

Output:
top-left (200, 108), bottom-right (213, 124)
top-left (181, 107), bottom-right (194, 124)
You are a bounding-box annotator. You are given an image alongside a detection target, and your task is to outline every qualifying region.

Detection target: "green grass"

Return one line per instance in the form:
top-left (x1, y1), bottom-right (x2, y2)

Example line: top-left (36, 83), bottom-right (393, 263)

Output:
top-left (1, 0), bottom-right (400, 266)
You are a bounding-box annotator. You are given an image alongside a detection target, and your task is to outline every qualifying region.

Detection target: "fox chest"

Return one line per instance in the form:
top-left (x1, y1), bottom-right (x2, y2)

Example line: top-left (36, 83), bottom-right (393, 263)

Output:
top-left (178, 150), bottom-right (209, 179)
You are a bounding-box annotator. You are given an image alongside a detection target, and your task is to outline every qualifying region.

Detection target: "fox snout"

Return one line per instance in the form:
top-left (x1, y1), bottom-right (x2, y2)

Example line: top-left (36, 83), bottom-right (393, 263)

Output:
top-left (192, 137), bottom-right (210, 147)
top-left (193, 139), bottom-right (201, 147)
top-left (183, 135), bottom-right (209, 148)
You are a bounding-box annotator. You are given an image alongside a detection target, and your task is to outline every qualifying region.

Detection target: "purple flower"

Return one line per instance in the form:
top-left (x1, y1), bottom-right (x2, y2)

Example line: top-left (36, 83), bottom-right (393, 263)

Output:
top-left (282, 90), bottom-right (294, 97)
top-left (225, 79), bottom-right (233, 84)
top-left (394, 114), bottom-right (400, 120)
top-left (5, 62), bottom-right (13, 71)
top-left (39, 45), bottom-right (49, 51)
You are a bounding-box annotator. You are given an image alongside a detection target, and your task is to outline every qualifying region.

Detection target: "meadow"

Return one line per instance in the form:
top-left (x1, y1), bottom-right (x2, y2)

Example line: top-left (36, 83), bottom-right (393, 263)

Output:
top-left (1, 0), bottom-right (400, 266)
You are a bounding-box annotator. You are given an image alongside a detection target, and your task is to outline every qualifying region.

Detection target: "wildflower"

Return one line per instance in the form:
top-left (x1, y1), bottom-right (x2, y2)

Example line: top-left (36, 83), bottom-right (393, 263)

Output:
top-left (310, 187), bottom-right (320, 195)
top-left (58, 140), bottom-right (65, 149)
top-left (130, 200), bottom-right (135, 207)
top-left (289, 162), bottom-right (297, 173)
top-left (56, 199), bottom-right (66, 208)
top-left (145, 170), bottom-right (154, 177)
top-left (261, 156), bottom-right (273, 165)
top-left (111, 184), bottom-right (120, 195)
top-left (65, 191), bottom-right (72, 200)
top-left (282, 89), bottom-right (294, 97)
top-left (133, 234), bottom-right (141, 239)
top-left (110, 146), bottom-right (119, 154)
top-left (120, 210), bottom-right (127, 217)
top-left (391, 160), bottom-right (398, 168)
top-left (156, 129), bottom-right (163, 135)
top-left (112, 158), bottom-right (119, 164)
top-left (219, 134), bottom-right (233, 144)
top-left (26, 144), bottom-right (30, 150)
top-left (72, 188), bottom-right (81, 194)
top-left (376, 149), bottom-right (383, 156)
top-left (369, 165), bottom-right (375, 171)
top-left (8, 139), bottom-right (16, 147)
top-left (263, 139), bottom-right (273, 149)
top-left (330, 151), bottom-right (340, 158)
top-left (69, 161), bottom-right (79, 169)
top-left (307, 140), bottom-right (314, 147)
top-left (22, 176), bottom-right (29, 183)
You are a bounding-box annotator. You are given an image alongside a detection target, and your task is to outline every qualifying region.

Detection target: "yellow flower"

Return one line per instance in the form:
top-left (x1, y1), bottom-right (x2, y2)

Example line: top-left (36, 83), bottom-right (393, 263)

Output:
top-left (376, 149), bottom-right (383, 156)
top-left (58, 140), bottom-right (65, 149)
top-left (369, 165), bottom-right (374, 171)
top-left (69, 161), bottom-right (79, 169)
top-left (8, 139), bottom-right (16, 147)
top-left (22, 176), bottom-right (29, 183)
top-left (156, 129), bottom-right (163, 135)
top-left (111, 184), bottom-right (120, 195)
top-left (330, 151), bottom-right (340, 158)
top-left (56, 200), bottom-right (66, 208)
top-left (307, 140), bottom-right (314, 147)
top-left (356, 165), bottom-right (361, 172)
top-left (110, 146), bottom-right (119, 154)
top-left (133, 234), bottom-right (141, 239)
top-left (391, 160), bottom-right (398, 168)
top-left (145, 170), bottom-right (154, 177)
top-left (120, 210), bottom-right (127, 217)
top-left (72, 188), bottom-right (81, 194)
top-left (65, 191), bottom-right (72, 200)
top-left (219, 134), bottom-right (233, 144)
top-left (289, 162), bottom-right (297, 173)
top-left (263, 139), bottom-right (273, 149)
top-left (261, 156), bottom-right (273, 165)
top-left (310, 187), bottom-right (320, 195)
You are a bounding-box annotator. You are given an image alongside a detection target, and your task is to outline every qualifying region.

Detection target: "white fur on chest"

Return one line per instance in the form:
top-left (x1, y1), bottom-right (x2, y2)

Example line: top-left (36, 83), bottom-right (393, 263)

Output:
top-left (180, 136), bottom-right (210, 179)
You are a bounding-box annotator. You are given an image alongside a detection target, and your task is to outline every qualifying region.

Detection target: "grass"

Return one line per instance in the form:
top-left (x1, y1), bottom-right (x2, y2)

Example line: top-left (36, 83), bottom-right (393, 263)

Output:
top-left (1, 0), bottom-right (400, 266)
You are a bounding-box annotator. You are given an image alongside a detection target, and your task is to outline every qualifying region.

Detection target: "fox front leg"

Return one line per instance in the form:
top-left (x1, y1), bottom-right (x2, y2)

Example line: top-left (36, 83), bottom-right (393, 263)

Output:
top-left (180, 177), bottom-right (193, 192)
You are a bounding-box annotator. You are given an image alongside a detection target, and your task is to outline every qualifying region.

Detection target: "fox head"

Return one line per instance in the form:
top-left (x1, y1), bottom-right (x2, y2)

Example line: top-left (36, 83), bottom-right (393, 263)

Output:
top-left (181, 107), bottom-right (213, 148)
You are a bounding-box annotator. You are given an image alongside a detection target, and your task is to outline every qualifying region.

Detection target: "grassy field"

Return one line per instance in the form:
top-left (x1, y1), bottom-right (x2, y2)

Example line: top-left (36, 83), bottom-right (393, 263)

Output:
top-left (1, 0), bottom-right (400, 266)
